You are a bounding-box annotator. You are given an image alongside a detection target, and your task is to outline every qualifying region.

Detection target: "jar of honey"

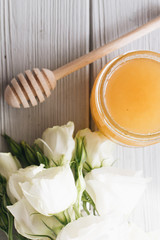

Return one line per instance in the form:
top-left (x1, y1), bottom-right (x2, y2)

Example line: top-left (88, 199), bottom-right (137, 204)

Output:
top-left (91, 51), bottom-right (160, 146)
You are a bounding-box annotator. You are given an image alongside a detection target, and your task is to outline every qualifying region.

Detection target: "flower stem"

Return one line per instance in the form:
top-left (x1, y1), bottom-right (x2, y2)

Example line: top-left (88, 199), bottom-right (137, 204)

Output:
top-left (7, 213), bottom-right (13, 240)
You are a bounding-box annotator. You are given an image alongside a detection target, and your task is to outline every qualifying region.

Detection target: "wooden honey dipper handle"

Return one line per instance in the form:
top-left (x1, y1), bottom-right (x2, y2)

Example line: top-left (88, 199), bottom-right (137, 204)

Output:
top-left (5, 16), bottom-right (160, 108)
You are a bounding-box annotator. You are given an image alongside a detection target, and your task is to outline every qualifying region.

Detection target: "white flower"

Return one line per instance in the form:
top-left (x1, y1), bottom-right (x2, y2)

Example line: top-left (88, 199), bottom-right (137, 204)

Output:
top-left (7, 197), bottom-right (62, 240)
top-left (116, 222), bottom-right (150, 240)
top-left (56, 214), bottom-right (111, 240)
top-left (0, 152), bottom-right (21, 180)
top-left (8, 164), bottom-right (77, 216)
top-left (127, 224), bottom-right (150, 240)
top-left (35, 122), bottom-right (75, 166)
top-left (148, 229), bottom-right (160, 240)
top-left (8, 164), bottom-right (44, 203)
top-left (20, 165), bottom-right (77, 216)
top-left (85, 167), bottom-right (150, 217)
top-left (76, 128), bottom-right (115, 169)
top-left (56, 213), bottom-right (149, 240)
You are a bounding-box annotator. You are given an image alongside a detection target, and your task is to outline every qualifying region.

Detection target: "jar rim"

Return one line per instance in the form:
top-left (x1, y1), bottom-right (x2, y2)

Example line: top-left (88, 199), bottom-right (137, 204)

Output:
top-left (95, 50), bottom-right (160, 143)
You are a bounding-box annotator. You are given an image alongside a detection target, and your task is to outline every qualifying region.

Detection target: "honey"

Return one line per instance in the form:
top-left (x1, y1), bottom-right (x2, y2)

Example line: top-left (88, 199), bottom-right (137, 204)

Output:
top-left (106, 58), bottom-right (160, 134)
top-left (91, 51), bottom-right (160, 146)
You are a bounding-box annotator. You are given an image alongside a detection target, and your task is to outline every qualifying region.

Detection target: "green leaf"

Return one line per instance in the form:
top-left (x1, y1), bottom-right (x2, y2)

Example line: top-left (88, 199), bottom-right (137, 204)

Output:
top-left (0, 206), bottom-right (8, 233)
top-left (71, 137), bottom-right (86, 181)
top-left (21, 141), bottom-right (39, 165)
top-left (83, 161), bottom-right (92, 173)
top-left (82, 200), bottom-right (90, 215)
top-left (3, 134), bottom-right (28, 166)
top-left (0, 175), bottom-right (29, 240)
top-left (82, 190), bottom-right (99, 216)
top-left (14, 234), bottom-right (29, 240)
top-left (3, 134), bottom-right (51, 169)
top-left (0, 174), bottom-right (14, 239)
top-left (54, 212), bottom-right (67, 225)
top-left (42, 220), bottom-right (57, 238)
top-left (72, 137), bottom-right (87, 218)
top-left (32, 144), bottom-right (50, 168)
top-left (3, 134), bottom-right (22, 156)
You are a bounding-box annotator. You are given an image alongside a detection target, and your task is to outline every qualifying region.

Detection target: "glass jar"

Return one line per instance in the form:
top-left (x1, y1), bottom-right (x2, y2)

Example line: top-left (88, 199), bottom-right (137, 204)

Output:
top-left (90, 51), bottom-right (160, 146)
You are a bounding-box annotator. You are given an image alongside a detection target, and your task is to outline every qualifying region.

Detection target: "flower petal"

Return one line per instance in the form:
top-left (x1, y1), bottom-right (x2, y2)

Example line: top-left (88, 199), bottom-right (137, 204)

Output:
top-left (7, 197), bottom-right (60, 239)
top-left (85, 167), bottom-right (150, 216)
top-left (36, 122), bottom-right (75, 166)
top-left (0, 152), bottom-right (21, 180)
top-left (8, 164), bottom-right (44, 202)
top-left (148, 229), bottom-right (160, 240)
top-left (76, 129), bottom-right (115, 169)
top-left (20, 165), bottom-right (77, 216)
top-left (56, 215), bottom-right (109, 240)
top-left (127, 224), bottom-right (150, 240)
top-left (57, 214), bottom-right (150, 240)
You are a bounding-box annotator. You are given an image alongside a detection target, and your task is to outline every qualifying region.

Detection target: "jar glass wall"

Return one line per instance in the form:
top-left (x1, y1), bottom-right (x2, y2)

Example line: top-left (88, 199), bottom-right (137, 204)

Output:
top-left (90, 51), bottom-right (160, 146)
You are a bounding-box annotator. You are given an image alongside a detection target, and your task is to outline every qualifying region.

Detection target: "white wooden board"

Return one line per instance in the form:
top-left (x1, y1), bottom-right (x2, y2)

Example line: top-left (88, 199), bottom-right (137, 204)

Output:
top-left (0, 0), bottom-right (89, 239)
top-left (0, 0), bottom-right (160, 239)
top-left (91, 0), bottom-right (160, 232)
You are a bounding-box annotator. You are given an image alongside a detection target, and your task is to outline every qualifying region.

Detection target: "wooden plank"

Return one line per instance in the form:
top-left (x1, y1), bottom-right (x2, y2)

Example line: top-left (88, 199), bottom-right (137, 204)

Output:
top-left (90, 0), bottom-right (160, 231)
top-left (0, 0), bottom-right (89, 238)
top-left (1, 0), bottom-right (160, 238)
top-left (0, 0), bottom-right (89, 144)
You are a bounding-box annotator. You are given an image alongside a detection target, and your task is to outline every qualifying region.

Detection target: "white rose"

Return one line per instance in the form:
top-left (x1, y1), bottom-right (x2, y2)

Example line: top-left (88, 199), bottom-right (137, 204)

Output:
top-left (76, 129), bottom-right (115, 170)
top-left (35, 122), bottom-right (75, 166)
top-left (8, 164), bottom-right (44, 203)
top-left (7, 197), bottom-right (62, 240)
top-left (57, 213), bottom-right (149, 240)
top-left (0, 152), bottom-right (21, 180)
top-left (20, 165), bottom-right (77, 216)
top-left (85, 167), bottom-right (150, 217)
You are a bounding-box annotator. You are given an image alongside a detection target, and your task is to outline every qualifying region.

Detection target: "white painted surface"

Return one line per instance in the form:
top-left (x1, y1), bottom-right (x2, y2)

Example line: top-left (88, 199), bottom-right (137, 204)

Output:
top-left (90, 0), bottom-right (160, 232)
top-left (0, 0), bottom-right (160, 239)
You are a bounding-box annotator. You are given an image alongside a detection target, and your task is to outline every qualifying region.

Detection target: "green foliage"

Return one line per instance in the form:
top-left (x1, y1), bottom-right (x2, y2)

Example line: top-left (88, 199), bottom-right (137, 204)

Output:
top-left (20, 141), bottom-right (39, 165)
top-left (14, 233), bottom-right (29, 240)
top-left (71, 137), bottom-right (98, 217)
top-left (2, 134), bottom-right (99, 240)
top-left (3, 134), bottom-right (27, 166)
top-left (71, 137), bottom-right (87, 218)
top-left (82, 190), bottom-right (99, 216)
top-left (83, 161), bottom-right (92, 173)
top-left (32, 144), bottom-right (50, 168)
top-left (3, 134), bottom-right (50, 168)
top-left (71, 137), bottom-right (86, 181)
top-left (0, 174), bottom-right (14, 240)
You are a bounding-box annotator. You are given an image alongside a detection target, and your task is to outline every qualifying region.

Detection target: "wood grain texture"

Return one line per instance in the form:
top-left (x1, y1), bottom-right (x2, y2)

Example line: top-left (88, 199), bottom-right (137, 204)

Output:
top-left (90, 0), bottom-right (160, 232)
top-left (6, 16), bottom-right (160, 109)
top-left (0, 0), bottom-right (89, 143)
top-left (0, 0), bottom-right (160, 239)
top-left (0, 0), bottom-right (89, 238)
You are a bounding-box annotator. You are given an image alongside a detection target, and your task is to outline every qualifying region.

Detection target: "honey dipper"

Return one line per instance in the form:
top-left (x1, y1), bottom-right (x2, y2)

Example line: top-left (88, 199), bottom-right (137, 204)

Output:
top-left (4, 16), bottom-right (160, 108)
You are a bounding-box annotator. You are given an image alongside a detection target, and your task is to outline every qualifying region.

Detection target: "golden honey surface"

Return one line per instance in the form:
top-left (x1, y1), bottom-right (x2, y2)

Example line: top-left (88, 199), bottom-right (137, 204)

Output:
top-left (105, 58), bottom-right (160, 134)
